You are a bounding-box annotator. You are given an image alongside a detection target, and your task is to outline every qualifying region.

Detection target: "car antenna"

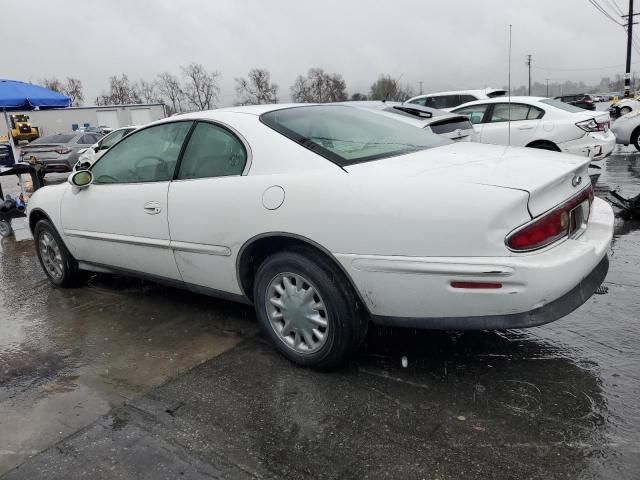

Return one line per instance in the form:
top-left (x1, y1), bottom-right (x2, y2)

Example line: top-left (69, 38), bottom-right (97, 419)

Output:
top-left (508, 23), bottom-right (512, 146)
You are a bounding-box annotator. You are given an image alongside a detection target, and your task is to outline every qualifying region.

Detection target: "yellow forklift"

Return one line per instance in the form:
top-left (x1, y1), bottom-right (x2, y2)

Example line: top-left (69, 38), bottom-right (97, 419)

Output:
top-left (8, 114), bottom-right (40, 143)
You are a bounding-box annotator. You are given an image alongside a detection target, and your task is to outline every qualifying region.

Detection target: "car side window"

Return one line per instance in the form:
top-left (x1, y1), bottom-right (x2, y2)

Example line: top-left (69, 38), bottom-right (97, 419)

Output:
top-left (78, 134), bottom-right (95, 144)
top-left (489, 103), bottom-right (531, 122)
top-left (177, 122), bottom-right (247, 180)
top-left (91, 121), bottom-right (193, 184)
top-left (429, 96), bottom-right (450, 109)
top-left (454, 104), bottom-right (489, 124)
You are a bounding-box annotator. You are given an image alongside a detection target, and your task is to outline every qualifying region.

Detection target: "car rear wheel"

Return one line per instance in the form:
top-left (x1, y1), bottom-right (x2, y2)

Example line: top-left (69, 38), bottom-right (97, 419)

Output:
top-left (34, 219), bottom-right (85, 287)
top-left (631, 128), bottom-right (640, 152)
top-left (253, 247), bottom-right (367, 369)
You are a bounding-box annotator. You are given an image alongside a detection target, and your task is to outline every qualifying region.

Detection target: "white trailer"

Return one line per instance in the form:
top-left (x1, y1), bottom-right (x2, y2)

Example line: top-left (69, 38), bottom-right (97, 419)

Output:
top-left (0, 103), bottom-right (166, 138)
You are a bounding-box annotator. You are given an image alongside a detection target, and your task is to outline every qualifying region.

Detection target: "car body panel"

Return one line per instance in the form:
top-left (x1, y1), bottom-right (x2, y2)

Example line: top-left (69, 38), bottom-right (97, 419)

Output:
top-left (27, 104), bottom-right (613, 328)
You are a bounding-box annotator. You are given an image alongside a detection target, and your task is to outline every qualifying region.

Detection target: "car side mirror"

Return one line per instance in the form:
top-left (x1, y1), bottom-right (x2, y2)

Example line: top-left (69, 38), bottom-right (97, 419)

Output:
top-left (68, 170), bottom-right (93, 189)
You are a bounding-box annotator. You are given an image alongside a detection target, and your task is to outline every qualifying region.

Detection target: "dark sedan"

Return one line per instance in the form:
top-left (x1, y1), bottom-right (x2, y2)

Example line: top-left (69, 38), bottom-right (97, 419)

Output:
top-left (553, 94), bottom-right (596, 111)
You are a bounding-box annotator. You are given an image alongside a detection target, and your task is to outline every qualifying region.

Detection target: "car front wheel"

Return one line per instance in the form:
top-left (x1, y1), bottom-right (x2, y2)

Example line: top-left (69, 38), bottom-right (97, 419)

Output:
top-left (34, 219), bottom-right (84, 287)
top-left (253, 247), bottom-right (367, 369)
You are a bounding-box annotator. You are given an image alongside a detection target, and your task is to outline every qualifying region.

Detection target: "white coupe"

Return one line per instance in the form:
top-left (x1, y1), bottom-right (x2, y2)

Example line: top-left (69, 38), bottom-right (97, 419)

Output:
top-left (451, 97), bottom-right (615, 161)
top-left (27, 104), bottom-right (614, 368)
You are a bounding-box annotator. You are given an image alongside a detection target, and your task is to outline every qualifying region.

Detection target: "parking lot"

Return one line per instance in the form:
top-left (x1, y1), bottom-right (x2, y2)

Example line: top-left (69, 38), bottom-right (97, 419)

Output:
top-left (0, 146), bottom-right (638, 479)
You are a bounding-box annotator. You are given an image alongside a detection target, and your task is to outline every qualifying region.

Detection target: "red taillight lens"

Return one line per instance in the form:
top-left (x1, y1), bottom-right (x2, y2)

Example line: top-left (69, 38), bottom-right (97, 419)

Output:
top-left (507, 186), bottom-right (594, 251)
top-left (54, 147), bottom-right (72, 154)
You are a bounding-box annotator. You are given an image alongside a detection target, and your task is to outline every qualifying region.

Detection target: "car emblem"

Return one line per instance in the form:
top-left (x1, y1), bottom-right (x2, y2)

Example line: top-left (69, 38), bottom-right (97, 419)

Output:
top-left (572, 175), bottom-right (582, 187)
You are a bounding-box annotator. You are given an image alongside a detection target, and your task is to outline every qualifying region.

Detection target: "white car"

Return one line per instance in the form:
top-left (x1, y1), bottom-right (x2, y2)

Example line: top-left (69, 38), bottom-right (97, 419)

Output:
top-left (74, 125), bottom-right (140, 170)
top-left (336, 101), bottom-right (477, 142)
top-left (609, 97), bottom-right (640, 118)
top-left (451, 97), bottom-right (616, 161)
top-left (27, 104), bottom-right (613, 369)
top-left (405, 88), bottom-right (507, 111)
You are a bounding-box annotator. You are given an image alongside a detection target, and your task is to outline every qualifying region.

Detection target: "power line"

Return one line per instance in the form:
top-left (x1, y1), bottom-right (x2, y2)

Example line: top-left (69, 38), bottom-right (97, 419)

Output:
top-left (587, 0), bottom-right (625, 24)
top-left (604, 0), bottom-right (625, 15)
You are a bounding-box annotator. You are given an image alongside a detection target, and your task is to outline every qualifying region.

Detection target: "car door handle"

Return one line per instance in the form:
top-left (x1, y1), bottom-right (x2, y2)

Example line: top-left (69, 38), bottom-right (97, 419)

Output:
top-left (517, 125), bottom-right (534, 130)
top-left (143, 201), bottom-right (162, 215)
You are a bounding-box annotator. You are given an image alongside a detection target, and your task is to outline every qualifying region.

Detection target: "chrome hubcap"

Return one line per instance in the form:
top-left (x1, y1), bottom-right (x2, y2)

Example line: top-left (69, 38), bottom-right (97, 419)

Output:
top-left (38, 232), bottom-right (64, 280)
top-left (265, 272), bottom-right (329, 354)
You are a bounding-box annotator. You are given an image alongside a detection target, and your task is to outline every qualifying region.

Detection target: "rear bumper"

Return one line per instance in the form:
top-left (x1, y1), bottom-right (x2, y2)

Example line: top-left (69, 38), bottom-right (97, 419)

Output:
top-left (335, 197), bottom-right (614, 329)
top-left (370, 255), bottom-right (608, 330)
top-left (558, 131), bottom-right (616, 160)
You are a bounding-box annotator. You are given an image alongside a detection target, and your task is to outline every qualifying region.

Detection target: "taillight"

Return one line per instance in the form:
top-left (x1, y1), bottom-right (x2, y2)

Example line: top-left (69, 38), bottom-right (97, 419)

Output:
top-left (506, 185), bottom-right (594, 251)
top-left (55, 147), bottom-right (72, 154)
top-left (576, 118), bottom-right (607, 132)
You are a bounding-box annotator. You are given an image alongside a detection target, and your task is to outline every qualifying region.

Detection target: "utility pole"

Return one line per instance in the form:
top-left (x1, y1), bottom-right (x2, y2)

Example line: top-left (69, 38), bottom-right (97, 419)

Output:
top-left (526, 54), bottom-right (532, 95)
top-left (623, 0), bottom-right (638, 97)
top-left (545, 78), bottom-right (551, 97)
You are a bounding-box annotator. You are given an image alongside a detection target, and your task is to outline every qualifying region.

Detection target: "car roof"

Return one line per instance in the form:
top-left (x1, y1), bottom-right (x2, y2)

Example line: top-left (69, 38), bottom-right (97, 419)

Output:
top-left (406, 88), bottom-right (506, 101)
top-left (451, 96), bottom-right (549, 108)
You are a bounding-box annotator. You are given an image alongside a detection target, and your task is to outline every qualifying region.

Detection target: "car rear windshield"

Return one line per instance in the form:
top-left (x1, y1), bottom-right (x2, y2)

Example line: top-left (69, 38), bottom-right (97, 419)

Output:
top-left (30, 134), bottom-right (75, 144)
top-left (260, 105), bottom-right (449, 166)
top-left (540, 99), bottom-right (586, 113)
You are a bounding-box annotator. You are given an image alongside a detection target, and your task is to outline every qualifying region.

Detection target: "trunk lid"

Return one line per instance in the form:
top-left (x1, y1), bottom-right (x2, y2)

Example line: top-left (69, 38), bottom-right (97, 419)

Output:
top-left (20, 144), bottom-right (64, 161)
top-left (345, 142), bottom-right (591, 217)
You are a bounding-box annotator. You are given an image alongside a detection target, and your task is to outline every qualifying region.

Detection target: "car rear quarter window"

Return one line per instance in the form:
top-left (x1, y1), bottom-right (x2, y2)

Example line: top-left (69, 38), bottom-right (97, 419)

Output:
top-left (452, 104), bottom-right (489, 124)
top-left (457, 94), bottom-right (477, 105)
top-left (177, 122), bottom-right (247, 179)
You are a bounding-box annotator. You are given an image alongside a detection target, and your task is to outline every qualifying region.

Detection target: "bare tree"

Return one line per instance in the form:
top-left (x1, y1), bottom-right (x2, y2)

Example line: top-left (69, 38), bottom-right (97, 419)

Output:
top-left (157, 72), bottom-right (184, 115)
top-left (39, 77), bottom-right (64, 93)
top-left (350, 92), bottom-right (368, 101)
top-left (64, 77), bottom-right (84, 106)
top-left (290, 68), bottom-right (347, 103)
top-left (181, 63), bottom-right (220, 110)
top-left (138, 79), bottom-right (160, 104)
top-left (39, 77), bottom-right (83, 106)
top-left (235, 68), bottom-right (278, 105)
top-left (369, 75), bottom-right (415, 102)
top-left (97, 74), bottom-right (141, 105)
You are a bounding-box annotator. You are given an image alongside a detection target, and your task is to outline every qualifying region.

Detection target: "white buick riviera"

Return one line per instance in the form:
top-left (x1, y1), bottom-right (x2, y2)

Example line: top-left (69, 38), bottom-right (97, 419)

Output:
top-left (27, 104), bottom-right (614, 368)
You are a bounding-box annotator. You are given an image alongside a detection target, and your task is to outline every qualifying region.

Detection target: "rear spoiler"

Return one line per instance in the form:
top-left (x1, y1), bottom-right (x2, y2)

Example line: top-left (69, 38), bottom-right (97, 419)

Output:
top-left (391, 105), bottom-right (433, 119)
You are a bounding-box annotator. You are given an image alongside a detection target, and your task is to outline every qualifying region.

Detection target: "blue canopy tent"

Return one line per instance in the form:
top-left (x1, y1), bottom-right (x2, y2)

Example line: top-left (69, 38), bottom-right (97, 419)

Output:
top-left (1, 79), bottom-right (71, 166)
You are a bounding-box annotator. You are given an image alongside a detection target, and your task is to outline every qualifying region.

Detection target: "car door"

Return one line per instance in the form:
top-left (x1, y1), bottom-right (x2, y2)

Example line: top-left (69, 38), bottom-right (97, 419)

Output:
top-left (60, 121), bottom-right (194, 280)
top-left (167, 121), bottom-right (249, 294)
top-left (477, 103), bottom-right (544, 146)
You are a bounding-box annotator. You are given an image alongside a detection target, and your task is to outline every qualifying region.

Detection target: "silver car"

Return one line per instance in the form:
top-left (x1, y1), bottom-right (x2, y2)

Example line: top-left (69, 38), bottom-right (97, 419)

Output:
top-left (20, 132), bottom-right (103, 174)
top-left (611, 111), bottom-right (640, 150)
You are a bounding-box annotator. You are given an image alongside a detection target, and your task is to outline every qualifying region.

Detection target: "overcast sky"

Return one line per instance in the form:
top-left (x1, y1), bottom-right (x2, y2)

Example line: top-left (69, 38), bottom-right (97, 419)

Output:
top-left (3, 0), bottom-right (637, 106)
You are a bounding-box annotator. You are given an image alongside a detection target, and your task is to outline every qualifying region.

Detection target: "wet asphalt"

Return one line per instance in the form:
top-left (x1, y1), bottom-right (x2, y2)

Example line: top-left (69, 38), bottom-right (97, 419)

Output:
top-left (0, 148), bottom-right (639, 479)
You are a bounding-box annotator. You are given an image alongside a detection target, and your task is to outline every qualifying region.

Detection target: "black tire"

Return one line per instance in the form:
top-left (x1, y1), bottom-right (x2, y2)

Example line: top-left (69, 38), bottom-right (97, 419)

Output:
top-left (34, 219), bottom-right (84, 287)
top-left (631, 128), bottom-right (640, 152)
top-left (253, 246), bottom-right (367, 370)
